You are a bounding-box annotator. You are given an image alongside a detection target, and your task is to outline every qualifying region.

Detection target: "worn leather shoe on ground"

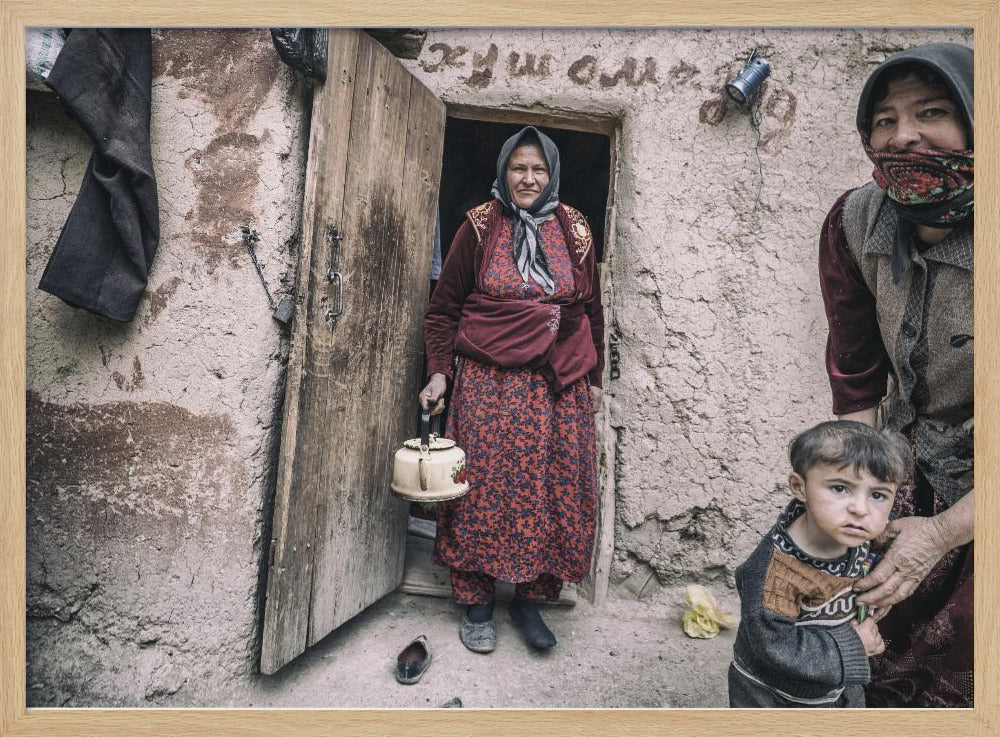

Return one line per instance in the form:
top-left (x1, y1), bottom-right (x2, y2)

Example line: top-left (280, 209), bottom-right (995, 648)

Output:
top-left (459, 616), bottom-right (497, 653)
top-left (395, 635), bottom-right (432, 684)
top-left (509, 598), bottom-right (557, 649)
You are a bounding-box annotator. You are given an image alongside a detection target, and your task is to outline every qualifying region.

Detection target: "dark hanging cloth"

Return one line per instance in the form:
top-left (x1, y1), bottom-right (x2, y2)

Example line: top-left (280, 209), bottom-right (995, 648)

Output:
top-left (39, 29), bottom-right (159, 323)
top-left (270, 29), bottom-right (327, 81)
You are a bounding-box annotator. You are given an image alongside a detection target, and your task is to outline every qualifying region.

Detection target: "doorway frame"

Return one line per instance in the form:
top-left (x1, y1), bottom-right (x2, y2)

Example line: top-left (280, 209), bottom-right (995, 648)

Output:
top-left (436, 102), bottom-right (623, 605)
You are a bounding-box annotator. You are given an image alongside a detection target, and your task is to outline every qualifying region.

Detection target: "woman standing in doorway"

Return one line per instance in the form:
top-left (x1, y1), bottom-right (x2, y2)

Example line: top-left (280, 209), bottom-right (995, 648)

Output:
top-left (419, 126), bottom-right (604, 654)
top-left (819, 43), bottom-right (974, 707)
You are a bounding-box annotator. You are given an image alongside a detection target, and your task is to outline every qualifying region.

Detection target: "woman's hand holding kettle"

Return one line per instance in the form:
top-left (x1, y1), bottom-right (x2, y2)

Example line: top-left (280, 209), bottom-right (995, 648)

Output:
top-left (419, 373), bottom-right (448, 415)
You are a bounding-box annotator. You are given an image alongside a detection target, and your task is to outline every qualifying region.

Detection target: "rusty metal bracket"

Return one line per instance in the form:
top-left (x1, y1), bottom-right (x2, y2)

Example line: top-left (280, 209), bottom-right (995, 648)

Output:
top-left (243, 225), bottom-right (295, 327)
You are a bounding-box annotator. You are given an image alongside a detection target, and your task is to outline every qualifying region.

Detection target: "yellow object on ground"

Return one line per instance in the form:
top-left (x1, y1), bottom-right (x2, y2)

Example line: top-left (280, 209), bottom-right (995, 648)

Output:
top-left (682, 584), bottom-right (736, 639)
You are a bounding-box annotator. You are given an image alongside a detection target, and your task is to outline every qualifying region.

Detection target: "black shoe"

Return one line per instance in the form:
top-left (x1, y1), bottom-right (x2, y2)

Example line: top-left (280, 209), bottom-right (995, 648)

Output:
top-left (395, 635), bottom-right (432, 684)
top-left (509, 598), bottom-right (557, 650)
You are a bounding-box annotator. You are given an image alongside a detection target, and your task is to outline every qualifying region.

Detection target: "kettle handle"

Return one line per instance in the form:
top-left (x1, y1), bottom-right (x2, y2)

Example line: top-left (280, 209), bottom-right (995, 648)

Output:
top-left (420, 411), bottom-right (431, 449)
top-left (419, 412), bottom-right (443, 449)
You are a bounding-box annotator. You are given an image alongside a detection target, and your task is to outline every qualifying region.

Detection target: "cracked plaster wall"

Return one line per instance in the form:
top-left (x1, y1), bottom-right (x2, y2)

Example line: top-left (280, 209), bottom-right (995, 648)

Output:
top-left (25, 27), bottom-right (972, 705)
top-left (399, 27), bottom-right (971, 598)
top-left (26, 29), bottom-right (308, 705)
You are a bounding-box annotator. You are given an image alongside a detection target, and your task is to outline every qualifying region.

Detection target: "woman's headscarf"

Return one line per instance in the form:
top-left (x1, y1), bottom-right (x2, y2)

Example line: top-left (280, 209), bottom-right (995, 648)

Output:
top-left (856, 43), bottom-right (974, 282)
top-left (490, 126), bottom-right (562, 295)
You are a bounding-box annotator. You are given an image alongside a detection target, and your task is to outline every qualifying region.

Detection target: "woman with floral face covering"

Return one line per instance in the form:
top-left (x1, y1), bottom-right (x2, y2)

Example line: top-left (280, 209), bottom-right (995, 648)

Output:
top-left (819, 43), bottom-right (974, 707)
top-left (419, 127), bottom-right (603, 655)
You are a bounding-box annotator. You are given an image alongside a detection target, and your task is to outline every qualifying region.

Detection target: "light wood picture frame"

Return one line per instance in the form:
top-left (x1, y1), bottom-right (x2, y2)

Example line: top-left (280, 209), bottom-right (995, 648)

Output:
top-left (2, 1), bottom-right (998, 735)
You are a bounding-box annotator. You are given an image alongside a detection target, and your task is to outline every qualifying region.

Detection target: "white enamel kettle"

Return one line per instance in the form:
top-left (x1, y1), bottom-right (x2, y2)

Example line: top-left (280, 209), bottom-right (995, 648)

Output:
top-left (390, 411), bottom-right (469, 502)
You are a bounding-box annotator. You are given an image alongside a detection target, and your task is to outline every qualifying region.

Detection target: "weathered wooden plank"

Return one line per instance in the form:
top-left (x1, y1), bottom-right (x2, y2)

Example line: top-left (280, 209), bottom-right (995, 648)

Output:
top-left (446, 102), bottom-right (619, 135)
top-left (579, 266), bottom-right (616, 606)
top-left (261, 28), bottom-right (446, 674)
top-left (576, 126), bottom-right (620, 606)
top-left (303, 29), bottom-right (417, 643)
top-left (260, 29), bottom-right (361, 676)
top-left (369, 53), bottom-right (444, 587)
top-left (399, 534), bottom-right (452, 597)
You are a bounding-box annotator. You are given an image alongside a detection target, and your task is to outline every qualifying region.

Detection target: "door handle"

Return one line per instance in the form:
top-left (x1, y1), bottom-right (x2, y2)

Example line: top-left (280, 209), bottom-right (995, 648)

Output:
top-left (324, 269), bottom-right (343, 325)
top-left (324, 226), bottom-right (344, 328)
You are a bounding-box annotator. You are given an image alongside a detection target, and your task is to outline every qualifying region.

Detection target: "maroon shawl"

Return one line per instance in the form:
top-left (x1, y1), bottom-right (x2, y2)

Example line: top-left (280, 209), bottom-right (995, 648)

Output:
top-left (425, 200), bottom-right (604, 391)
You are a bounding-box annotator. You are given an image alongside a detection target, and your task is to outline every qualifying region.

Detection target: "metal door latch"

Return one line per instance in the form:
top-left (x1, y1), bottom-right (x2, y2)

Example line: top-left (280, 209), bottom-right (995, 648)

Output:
top-left (609, 333), bottom-right (621, 380)
top-left (324, 226), bottom-right (344, 328)
top-left (242, 225), bottom-right (295, 327)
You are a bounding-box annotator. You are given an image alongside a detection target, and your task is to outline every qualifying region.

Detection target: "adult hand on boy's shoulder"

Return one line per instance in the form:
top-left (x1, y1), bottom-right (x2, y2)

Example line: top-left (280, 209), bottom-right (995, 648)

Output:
top-left (854, 515), bottom-right (951, 607)
top-left (850, 618), bottom-right (886, 657)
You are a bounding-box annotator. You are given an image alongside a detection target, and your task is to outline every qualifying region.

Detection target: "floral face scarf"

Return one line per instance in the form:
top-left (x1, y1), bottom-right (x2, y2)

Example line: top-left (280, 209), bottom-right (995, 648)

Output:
top-left (864, 143), bottom-right (974, 223)
top-left (862, 142), bottom-right (974, 282)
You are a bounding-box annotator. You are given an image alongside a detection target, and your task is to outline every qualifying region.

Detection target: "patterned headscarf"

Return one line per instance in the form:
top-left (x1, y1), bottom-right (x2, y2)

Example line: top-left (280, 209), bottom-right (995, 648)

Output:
top-left (856, 43), bottom-right (974, 282)
top-left (490, 127), bottom-right (561, 295)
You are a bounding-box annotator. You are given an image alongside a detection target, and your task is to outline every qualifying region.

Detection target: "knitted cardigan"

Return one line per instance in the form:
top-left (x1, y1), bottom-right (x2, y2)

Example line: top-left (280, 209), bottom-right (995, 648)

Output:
top-left (729, 500), bottom-right (872, 707)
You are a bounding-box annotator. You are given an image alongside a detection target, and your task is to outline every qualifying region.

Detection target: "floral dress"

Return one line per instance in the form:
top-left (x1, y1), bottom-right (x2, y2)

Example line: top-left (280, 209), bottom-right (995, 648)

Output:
top-left (432, 217), bottom-right (598, 592)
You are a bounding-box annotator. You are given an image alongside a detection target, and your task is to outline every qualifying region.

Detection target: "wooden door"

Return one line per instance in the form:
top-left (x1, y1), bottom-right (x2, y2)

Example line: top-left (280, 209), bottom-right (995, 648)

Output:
top-left (260, 29), bottom-right (445, 675)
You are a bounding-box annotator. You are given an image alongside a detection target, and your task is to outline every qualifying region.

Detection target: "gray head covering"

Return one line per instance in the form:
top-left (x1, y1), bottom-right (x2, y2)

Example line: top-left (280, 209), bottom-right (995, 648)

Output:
top-left (490, 126), bottom-right (561, 295)
top-left (855, 42), bottom-right (974, 282)
top-left (856, 42), bottom-right (974, 143)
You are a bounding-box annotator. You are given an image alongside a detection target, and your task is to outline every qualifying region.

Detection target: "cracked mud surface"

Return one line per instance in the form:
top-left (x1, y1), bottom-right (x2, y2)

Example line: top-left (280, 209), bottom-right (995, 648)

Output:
top-left (25, 27), bottom-right (968, 706)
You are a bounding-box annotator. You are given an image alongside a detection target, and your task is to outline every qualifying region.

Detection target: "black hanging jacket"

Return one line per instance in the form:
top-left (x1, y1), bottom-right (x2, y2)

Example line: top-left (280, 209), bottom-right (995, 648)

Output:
top-left (39, 29), bottom-right (160, 322)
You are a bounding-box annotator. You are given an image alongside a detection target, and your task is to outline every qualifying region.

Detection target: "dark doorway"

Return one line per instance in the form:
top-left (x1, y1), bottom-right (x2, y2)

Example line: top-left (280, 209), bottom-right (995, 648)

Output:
top-left (437, 118), bottom-right (612, 264)
top-left (405, 113), bottom-right (618, 603)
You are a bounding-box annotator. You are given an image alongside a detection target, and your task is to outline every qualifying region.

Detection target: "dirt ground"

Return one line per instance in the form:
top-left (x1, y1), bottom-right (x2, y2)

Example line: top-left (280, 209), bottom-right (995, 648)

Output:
top-left (242, 586), bottom-right (737, 709)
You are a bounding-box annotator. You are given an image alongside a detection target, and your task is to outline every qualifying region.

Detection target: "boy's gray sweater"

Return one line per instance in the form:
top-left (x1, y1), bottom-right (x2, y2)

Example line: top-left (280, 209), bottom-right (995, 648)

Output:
top-left (728, 500), bottom-right (873, 708)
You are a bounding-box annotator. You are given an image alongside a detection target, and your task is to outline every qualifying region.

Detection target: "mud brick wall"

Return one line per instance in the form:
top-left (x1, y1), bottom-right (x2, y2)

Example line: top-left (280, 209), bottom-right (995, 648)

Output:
top-left (399, 27), bottom-right (970, 597)
top-left (25, 27), bottom-right (968, 704)
top-left (26, 29), bottom-right (308, 705)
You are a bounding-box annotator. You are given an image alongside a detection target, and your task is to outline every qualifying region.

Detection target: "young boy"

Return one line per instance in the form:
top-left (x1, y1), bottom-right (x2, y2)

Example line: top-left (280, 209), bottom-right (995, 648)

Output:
top-left (728, 420), bottom-right (910, 708)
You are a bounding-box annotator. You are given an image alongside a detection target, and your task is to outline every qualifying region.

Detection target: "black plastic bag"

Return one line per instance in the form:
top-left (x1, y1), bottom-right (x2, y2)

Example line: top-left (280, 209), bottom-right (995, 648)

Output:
top-left (270, 28), bottom-right (327, 81)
